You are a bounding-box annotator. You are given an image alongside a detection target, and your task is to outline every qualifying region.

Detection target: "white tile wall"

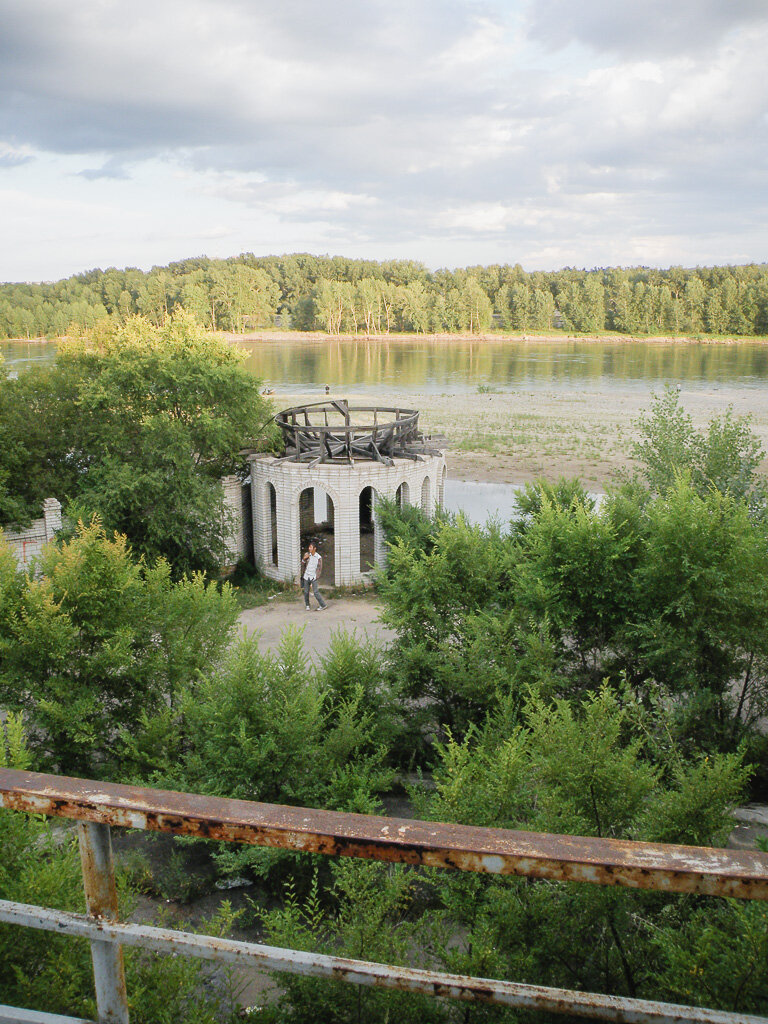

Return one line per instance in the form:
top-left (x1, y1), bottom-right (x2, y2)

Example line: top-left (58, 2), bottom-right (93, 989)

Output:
top-left (249, 453), bottom-right (446, 586)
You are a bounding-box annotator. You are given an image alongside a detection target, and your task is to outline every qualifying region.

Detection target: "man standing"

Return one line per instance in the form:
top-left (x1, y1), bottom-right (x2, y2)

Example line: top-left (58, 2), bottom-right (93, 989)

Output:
top-left (301, 540), bottom-right (327, 611)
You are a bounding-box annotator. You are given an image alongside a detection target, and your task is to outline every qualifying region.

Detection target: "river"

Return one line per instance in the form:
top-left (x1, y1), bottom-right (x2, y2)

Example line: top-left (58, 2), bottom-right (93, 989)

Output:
top-left (238, 336), bottom-right (768, 396)
top-left (5, 335), bottom-right (767, 523)
top-left (5, 336), bottom-right (768, 394)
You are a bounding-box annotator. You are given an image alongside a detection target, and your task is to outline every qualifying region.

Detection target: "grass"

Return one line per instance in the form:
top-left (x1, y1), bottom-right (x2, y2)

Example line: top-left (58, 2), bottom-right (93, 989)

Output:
top-left (226, 560), bottom-right (292, 610)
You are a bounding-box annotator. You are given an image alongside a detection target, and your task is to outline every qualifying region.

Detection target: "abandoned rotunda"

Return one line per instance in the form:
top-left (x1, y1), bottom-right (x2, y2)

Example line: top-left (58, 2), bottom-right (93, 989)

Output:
top-left (248, 400), bottom-right (446, 586)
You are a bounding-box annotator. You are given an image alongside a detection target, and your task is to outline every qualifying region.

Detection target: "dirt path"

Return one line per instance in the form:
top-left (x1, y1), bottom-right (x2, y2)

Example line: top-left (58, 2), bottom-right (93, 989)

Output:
top-left (238, 593), bottom-right (395, 659)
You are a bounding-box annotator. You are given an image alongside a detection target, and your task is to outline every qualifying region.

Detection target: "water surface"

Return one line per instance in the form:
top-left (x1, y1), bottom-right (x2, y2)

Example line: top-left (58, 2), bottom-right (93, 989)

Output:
top-left (5, 336), bottom-right (768, 396)
top-left (237, 337), bottom-right (768, 396)
top-left (444, 479), bottom-right (603, 526)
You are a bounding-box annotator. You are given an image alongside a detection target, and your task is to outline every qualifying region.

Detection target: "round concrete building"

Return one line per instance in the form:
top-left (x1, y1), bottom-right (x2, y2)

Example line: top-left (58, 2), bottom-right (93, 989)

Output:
top-left (249, 400), bottom-right (446, 586)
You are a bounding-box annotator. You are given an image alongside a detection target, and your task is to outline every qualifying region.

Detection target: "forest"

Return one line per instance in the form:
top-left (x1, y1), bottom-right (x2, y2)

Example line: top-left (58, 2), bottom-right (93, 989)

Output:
top-left (2, 254), bottom-right (768, 339)
top-left (1, 316), bottom-right (767, 1020)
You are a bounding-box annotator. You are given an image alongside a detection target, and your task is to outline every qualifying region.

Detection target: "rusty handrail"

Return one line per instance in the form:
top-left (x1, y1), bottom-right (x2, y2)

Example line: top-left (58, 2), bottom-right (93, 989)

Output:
top-left (2, 768), bottom-right (768, 1024)
top-left (2, 768), bottom-right (767, 900)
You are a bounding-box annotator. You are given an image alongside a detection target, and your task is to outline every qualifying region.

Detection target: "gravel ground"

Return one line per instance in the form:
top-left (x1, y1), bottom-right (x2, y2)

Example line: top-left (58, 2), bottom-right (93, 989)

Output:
top-left (237, 592), bottom-right (395, 660)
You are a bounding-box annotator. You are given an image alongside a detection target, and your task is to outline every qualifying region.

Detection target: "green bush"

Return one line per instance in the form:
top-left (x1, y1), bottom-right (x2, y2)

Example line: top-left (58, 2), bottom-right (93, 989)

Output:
top-left (160, 628), bottom-right (394, 885)
top-left (415, 686), bottom-right (754, 1010)
top-left (0, 519), bottom-right (239, 776)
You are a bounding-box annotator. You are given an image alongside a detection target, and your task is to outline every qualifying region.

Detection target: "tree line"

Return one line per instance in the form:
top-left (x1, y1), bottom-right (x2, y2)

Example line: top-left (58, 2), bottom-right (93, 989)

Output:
top-left (2, 254), bottom-right (768, 338)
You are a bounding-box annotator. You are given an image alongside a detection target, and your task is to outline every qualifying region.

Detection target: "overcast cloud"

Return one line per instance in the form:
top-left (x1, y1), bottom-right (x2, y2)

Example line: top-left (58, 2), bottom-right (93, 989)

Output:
top-left (0, 0), bottom-right (766, 281)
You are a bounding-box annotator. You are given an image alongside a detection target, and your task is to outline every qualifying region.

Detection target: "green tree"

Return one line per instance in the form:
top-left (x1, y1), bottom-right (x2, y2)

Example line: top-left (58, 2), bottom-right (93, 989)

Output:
top-left (163, 628), bottom-right (394, 882)
top-left (531, 286), bottom-right (555, 330)
top-left (684, 276), bottom-right (706, 333)
top-left (376, 513), bottom-right (544, 739)
top-left (397, 281), bottom-right (431, 333)
top-left (632, 386), bottom-right (767, 510)
top-left (0, 362), bottom-right (82, 527)
top-left (623, 478), bottom-right (768, 752)
top-left (417, 687), bottom-right (753, 1010)
top-left (0, 312), bottom-right (277, 570)
top-left (226, 264), bottom-right (279, 332)
top-left (262, 862), bottom-right (448, 1024)
top-left (513, 489), bottom-right (635, 688)
top-left (59, 313), bottom-right (274, 573)
top-left (460, 277), bottom-right (493, 333)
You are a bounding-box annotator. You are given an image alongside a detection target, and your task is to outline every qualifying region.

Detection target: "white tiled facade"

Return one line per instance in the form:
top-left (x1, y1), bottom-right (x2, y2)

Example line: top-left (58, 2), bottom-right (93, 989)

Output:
top-left (221, 474), bottom-right (249, 569)
top-left (2, 497), bottom-right (62, 570)
top-left (249, 453), bottom-right (446, 585)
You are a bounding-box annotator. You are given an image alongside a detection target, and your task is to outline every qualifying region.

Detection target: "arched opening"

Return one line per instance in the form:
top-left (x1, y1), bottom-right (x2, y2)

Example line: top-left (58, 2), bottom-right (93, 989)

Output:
top-left (299, 485), bottom-right (336, 585)
top-left (359, 486), bottom-right (375, 572)
top-left (421, 475), bottom-right (432, 515)
top-left (396, 481), bottom-right (410, 509)
top-left (438, 465), bottom-right (446, 509)
top-left (267, 482), bottom-right (278, 567)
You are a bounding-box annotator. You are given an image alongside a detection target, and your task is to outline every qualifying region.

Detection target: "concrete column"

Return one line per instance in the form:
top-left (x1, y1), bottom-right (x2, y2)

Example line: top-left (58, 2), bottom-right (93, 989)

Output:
top-left (42, 497), bottom-right (62, 541)
top-left (221, 475), bottom-right (245, 564)
top-left (251, 479), bottom-right (268, 572)
top-left (313, 487), bottom-right (329, 525)
top-left (420, 475), bottom-right (432, 516)
top-left (343, 481), bottom-right (362, 584)
top-left (277, 476), bottom-right (299, 583)
top-left (373, 490), bottom-right (387, 567)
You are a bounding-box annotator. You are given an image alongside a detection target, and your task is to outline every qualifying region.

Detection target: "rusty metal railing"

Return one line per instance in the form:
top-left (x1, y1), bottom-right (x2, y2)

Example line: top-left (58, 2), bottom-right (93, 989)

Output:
top-left (0, 768), bottom-right (766, 1024)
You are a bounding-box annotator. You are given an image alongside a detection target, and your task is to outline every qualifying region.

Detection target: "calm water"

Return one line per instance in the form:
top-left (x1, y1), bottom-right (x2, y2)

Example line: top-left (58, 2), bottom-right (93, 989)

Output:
top-left (444, 479), bottom-right (605, 526)
top-left (237, 337), bottom-right (768, 396)
top-left (0, 340), bottom-right (58, 373)
top-left (444, 480), bottom-right (523, 524)
top-left (5, 335), bottom-right (764, 525)
top-left (4, 336), bottom-right (768, 394)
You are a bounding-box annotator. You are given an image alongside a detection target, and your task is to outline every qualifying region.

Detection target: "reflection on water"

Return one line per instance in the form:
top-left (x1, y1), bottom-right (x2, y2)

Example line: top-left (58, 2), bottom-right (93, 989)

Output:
top-left (4, 336), bottom-right (768, 396)
top-left (238, 337), bottom-right (768, 396)
top-left (0, 340), bottom-right (58, 372)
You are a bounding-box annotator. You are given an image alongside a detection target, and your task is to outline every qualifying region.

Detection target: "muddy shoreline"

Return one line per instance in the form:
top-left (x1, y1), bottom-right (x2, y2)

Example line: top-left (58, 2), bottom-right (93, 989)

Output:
top-left (277, 385), bottom-right (768, 490)
top-left (229, 329), bottom-right (768, 346)
top-left (8, 330), bottom-right (768, 346)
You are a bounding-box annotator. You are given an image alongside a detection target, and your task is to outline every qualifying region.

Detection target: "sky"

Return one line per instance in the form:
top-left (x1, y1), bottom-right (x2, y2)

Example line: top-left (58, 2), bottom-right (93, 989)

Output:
top-left (1, 0), bottom-right (767, 282)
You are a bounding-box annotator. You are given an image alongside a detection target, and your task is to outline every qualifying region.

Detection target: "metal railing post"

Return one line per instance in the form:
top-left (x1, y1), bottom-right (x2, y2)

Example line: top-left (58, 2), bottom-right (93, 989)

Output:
top-left (77, 822), bottom-right (129, 1024)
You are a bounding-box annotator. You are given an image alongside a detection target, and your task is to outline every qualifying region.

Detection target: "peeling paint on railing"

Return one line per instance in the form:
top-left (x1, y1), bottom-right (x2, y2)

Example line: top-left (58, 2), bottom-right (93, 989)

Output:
top-left (1, 767), bottom-right (768, 1024)
top-left (1, 900), bottom-right (765, 1024)
top-left (1, 768), bottom-right (767, 899)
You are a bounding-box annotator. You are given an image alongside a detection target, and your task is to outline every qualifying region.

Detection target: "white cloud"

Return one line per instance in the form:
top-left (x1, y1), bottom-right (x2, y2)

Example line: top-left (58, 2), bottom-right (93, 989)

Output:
top-left (0, 1), bottom-right (767, 279)
top-left (0, 143), bottom-right (35, 168)
top-left (190, 169), bottom-right (379, 215)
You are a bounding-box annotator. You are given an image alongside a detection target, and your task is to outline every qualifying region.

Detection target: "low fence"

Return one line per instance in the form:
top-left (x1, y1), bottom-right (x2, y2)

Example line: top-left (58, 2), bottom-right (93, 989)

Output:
top-left (0, 768), bottom-right (767, 1024)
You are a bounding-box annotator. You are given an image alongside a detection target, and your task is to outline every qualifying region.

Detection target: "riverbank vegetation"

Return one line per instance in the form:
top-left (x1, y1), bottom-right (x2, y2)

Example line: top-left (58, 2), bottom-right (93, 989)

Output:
top-left (2, 254), bottom-right (768, 339)
top-left (1, 386), bottom-right (767, 1019)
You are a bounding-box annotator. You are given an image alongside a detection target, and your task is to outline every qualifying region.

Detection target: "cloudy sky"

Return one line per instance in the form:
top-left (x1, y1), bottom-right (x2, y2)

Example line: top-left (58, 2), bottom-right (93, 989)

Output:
top-left (1, 0), bottom-right (766, 282)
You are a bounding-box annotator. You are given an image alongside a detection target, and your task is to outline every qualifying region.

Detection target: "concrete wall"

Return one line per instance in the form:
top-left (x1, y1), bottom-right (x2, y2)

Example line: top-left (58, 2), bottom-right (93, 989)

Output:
top-left (2, 483), bottom-right (252, 576)
top-left (249, 452), bottom-right (446, 586)
top-left (2, 497), bottom-right (62, 570)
